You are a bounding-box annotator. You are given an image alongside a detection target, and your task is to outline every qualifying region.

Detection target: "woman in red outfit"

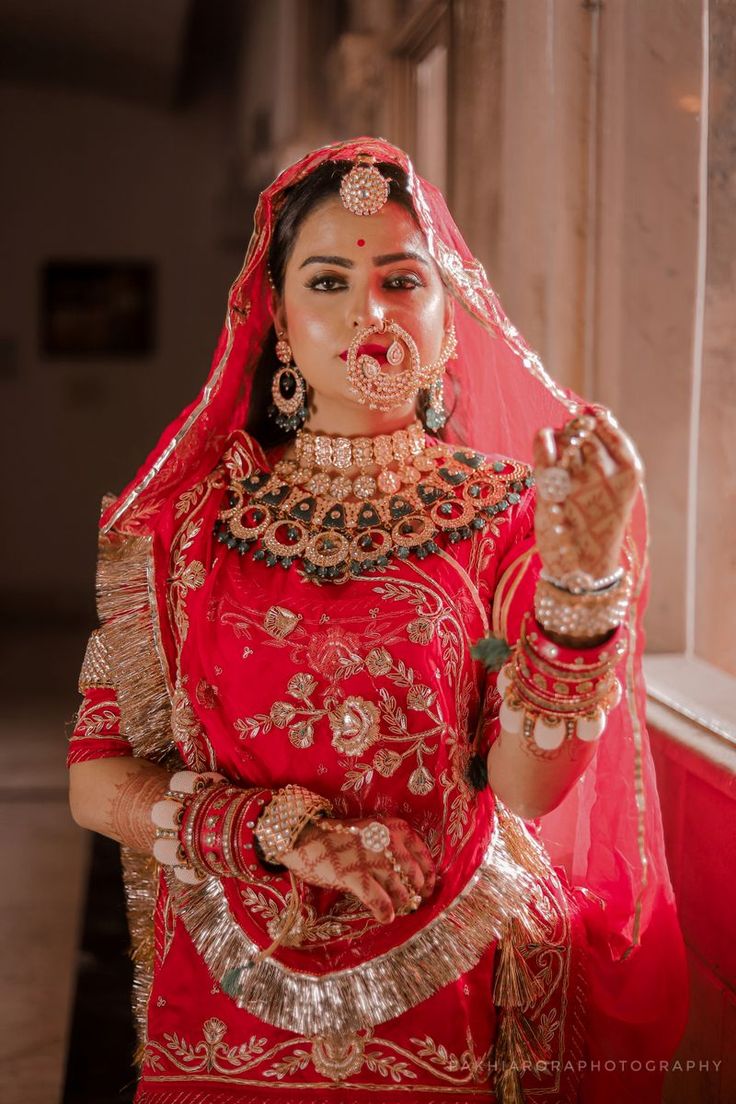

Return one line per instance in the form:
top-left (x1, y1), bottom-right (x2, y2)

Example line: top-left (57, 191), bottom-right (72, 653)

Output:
top-left (68, 139), bottom-right (687, 1103)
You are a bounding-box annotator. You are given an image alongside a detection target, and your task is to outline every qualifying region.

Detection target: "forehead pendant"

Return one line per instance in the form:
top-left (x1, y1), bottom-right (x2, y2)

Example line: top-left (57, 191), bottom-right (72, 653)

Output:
top-left (339, 155), bottom-right (390, 216)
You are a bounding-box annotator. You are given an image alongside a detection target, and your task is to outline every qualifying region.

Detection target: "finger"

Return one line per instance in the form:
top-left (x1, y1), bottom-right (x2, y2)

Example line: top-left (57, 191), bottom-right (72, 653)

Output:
top-left (593, 413), bottom-right (644, 479)
top-left (346, 872), bottom-right (395, 925)
top-left (555, 428), bottom-right (585, 472)
top-left (390, 846), bottom-right (425, 895)
top-left (402, 834), bottom-right (436, 896)
top-left (381, 868), bottom-right (413, 912)
top-left (532, 427), bottom-right (558, 469)
top-left (578, 433), bottom-right (617, 480)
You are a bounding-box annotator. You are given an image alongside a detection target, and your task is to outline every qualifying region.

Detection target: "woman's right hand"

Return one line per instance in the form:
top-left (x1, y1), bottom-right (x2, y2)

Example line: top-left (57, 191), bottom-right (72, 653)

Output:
top-left (280, 815), bottom-right (436, 924)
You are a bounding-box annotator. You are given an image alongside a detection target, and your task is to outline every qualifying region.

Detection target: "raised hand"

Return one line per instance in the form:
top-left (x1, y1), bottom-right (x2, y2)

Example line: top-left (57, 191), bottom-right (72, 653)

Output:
top-left (280, 815), bottom-right (436, 925)
top-left (532, 407), bottom-right (642, 585)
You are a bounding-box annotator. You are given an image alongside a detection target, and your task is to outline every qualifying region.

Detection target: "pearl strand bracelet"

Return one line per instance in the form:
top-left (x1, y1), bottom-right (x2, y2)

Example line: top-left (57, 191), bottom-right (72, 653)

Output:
top-left (539, 566), bottom-right (625, 596)
top-left (534, 573), bottom-right (631, 637)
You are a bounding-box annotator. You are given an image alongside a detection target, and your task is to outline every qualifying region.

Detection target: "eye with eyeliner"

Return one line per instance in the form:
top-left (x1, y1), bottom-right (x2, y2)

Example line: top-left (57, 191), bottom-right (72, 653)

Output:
top-left (304, 271), bottom-right (425, 293)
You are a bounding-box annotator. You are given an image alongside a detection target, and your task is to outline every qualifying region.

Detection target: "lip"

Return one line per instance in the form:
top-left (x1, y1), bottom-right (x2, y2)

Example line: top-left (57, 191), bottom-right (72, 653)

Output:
top-left (339, 343), bottom-right (389, 363)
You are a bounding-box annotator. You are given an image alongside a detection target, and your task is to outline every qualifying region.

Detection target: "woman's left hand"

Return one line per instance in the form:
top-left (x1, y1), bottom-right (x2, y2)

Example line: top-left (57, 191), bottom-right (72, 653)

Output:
top-left (532, 407), bottom-right (643, 583)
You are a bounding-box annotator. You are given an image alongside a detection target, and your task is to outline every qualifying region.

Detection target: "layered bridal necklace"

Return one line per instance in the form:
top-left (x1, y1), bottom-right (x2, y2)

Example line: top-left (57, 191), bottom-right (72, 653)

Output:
top-left (215, 420), bottom-right (532, 582)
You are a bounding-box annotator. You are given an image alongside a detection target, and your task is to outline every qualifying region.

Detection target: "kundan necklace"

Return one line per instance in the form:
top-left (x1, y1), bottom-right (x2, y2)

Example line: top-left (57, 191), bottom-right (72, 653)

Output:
top-left (215, 420), bottom-right (533, 582)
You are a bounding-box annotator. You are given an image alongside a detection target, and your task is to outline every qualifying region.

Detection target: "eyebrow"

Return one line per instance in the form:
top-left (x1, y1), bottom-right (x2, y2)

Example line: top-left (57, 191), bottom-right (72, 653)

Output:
top-left (299, 251), bottom-right (427, 269)
top-left (373, 251), bottom-right (428, 267)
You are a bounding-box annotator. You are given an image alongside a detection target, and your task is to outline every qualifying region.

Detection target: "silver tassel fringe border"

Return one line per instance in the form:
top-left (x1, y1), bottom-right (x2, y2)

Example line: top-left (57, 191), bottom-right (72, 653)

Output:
top-left (166, 808), bottom-right (554, 1038)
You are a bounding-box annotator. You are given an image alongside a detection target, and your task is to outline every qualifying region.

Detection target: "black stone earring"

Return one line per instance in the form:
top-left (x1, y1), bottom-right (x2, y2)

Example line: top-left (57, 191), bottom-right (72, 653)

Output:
top-left (268, 336), bottom-right (307, 431)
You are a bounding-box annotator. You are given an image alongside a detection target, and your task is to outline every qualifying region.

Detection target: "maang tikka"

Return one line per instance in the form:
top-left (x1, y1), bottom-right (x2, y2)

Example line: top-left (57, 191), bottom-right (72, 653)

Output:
top-left (268, 335), bottom-right (307, 431)
top-left (339, 155), bottom-right (391, 216)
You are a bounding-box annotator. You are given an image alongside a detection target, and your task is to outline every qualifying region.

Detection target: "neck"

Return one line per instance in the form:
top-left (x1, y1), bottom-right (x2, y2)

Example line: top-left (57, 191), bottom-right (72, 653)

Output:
top-left (303, 393), bottom-right (418, 438)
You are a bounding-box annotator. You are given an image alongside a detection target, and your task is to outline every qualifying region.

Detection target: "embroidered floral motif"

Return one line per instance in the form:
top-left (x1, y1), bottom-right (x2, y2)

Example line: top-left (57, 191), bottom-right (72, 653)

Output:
top-left (144, 1018), bottom-right (493, 1090)
top-left (240, 885), bottom-right (356, 946)
top-left (195, 679), bottom-right (219, 709)
top-left (328, 696), bottom-right (380, 756)
top-left (171, 676), bottom-right (215, 771)
top-left (72, 693), bottom-right (123, 739)
top-left (263, 605), bottom-right (301, 638)
top-left (311, 1033), bottom-right (365, 1081)
top-left (144, 1017), bottom-right (267, 1075)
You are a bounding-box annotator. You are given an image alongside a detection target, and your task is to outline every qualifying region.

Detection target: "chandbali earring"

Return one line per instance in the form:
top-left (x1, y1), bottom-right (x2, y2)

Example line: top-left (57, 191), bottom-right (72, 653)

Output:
top-left (424, 323), bottom-right (457, 430)
top-left (268, 334), bottom-right (307, 431)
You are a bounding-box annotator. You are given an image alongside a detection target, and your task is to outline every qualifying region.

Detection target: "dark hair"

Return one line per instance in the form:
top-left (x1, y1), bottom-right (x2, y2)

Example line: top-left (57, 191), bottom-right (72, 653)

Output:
top-left (245, 160), bottom-right (455, 448)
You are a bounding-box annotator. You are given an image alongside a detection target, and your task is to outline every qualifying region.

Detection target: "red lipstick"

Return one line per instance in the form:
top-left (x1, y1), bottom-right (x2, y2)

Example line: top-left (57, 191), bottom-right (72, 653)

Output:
top-left (339, 343), bottom-right (389, 363)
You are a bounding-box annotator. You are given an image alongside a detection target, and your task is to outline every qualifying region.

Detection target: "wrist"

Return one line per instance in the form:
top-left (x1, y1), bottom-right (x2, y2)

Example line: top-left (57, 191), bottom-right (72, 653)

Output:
top-left (496, 613), bottom-right (625, 755)
top-left (254, 785), bottom-right (333, 865)
top-left (542, 625), bottom-right (618, 650)
top-left (151, 770), bottom-right (275, 883)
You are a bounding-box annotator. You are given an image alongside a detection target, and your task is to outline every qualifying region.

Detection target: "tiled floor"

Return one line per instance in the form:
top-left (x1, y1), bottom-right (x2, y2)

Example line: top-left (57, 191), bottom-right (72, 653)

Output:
top-left (0, 699), bottom-right (89, 1104)
top-left (0, 625), bottom-right (103, 1103)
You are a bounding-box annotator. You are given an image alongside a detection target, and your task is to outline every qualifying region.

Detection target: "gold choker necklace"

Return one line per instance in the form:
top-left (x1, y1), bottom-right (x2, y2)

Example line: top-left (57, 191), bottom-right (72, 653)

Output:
top-left (295, 420), bottom-right (426, 470)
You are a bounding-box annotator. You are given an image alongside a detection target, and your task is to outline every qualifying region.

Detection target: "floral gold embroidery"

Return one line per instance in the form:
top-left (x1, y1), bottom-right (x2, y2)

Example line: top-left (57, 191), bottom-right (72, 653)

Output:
top-left (145, 1017), bottom-right (267, 1075)
top-left (372, 748), bottom-right (402, 777)
top-left (365, 646), bottom-right (392, 675)
top-left (171, 676), bottom-right (215, 771)
top-left (328, 696), bottom-right (380, 756)
top-left (410, 1027), bottom-right (490, 1083)
top-left (73, 695), bottom-right (123, 739)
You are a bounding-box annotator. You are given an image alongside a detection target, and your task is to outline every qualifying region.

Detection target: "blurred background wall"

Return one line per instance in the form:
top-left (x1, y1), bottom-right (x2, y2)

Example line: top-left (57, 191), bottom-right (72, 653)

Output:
top-left (0, 2), bottom-right (734, 1102)
top-left (1, 0), bottom-right (733, 670)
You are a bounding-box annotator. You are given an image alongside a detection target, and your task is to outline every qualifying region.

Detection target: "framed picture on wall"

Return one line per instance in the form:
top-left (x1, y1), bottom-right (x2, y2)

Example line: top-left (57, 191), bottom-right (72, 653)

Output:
top-left (41, 260), bottom-right (156, 357)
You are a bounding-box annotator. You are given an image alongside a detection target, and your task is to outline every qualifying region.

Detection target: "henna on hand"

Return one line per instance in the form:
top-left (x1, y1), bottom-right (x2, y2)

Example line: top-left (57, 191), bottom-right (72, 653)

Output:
top-left (533, 408), bottom-right (642, 581)
top-left (281, 816), bottom-right (436, 924)
top-left (108, 768), bottom-right (169, 853)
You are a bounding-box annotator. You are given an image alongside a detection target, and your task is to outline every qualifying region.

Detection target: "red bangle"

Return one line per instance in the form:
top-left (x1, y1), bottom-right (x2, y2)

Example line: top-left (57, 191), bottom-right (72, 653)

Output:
top-left (178, 785), bottom-right (275, 879)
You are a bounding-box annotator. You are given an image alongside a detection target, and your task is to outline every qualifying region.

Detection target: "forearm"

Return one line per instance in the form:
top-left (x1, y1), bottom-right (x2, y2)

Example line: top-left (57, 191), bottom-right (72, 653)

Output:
top-left (69, 757), bottom-right (170, 853)
top-left (485, 615), bottom-right (624, 820)
top-left (487, 722), bottom-right (597, 820)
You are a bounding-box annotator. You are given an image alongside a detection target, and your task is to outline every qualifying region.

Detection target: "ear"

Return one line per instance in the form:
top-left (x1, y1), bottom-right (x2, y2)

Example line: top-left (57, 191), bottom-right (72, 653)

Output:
top-left (269, 289), bottom-right (287, 336)
top-left (442, 290), bottom-right (455, 334)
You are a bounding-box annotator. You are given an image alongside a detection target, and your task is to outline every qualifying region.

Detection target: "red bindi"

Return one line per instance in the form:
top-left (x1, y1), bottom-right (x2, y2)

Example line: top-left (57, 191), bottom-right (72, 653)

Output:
top-left (356, 238), bottom-right (366, 247)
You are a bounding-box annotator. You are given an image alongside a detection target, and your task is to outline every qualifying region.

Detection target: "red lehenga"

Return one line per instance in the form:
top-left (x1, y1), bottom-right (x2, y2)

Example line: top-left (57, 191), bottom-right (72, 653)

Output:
top-left (68, 139), bottom-right (688, 1103)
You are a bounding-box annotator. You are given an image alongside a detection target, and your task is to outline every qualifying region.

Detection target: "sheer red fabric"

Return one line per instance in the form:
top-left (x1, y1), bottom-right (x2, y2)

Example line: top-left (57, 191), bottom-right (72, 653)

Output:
top-left (96, 138), bottom-right (687, 1099)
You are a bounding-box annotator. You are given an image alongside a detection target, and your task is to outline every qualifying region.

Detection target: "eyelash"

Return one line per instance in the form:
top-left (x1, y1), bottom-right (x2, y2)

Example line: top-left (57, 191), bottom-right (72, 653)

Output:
top-left (305, 274), bottom-right (424, 293)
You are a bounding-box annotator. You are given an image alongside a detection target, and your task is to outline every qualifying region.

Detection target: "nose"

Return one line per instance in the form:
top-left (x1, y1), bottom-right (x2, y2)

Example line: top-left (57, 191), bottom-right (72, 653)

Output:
top-left (350, 288), bottom-right (387, 331)
top-left (353, 314), bottom-right (386, 331)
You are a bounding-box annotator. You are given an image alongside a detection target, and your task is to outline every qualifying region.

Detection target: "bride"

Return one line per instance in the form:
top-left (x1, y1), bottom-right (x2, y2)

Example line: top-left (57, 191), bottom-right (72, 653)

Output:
top-left (68, 137), bottom-right (687, 1103)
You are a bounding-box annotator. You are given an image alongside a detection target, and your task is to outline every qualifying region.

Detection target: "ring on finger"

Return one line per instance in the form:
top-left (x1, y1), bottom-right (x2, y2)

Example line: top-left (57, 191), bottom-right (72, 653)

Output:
top-left (536, 466), bottom-right (572, 503)
top-left (397, 893), bottom-right (423, 915)
top-left (565, 414), bottom-right (597, 437)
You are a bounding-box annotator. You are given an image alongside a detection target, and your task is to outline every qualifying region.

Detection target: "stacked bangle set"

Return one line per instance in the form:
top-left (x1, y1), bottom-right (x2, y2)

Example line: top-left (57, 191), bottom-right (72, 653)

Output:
top-left (497, 612), bottom-right (625, 756)
top-left (151, 778), bottom-right (419, 912)
top-left (152, 771), bottom-right (275, 884)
